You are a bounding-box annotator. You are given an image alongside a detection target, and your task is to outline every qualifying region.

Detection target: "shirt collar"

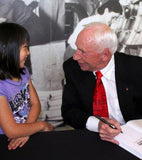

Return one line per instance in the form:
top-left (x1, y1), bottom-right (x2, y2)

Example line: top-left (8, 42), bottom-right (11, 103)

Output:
top-left (93, 55), bottom-right (114, 80)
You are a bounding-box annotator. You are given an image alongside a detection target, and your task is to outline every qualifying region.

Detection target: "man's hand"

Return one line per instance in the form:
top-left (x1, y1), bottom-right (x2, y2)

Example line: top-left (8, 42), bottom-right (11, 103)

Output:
top-left (8, 136), bottom-right (30, 150)
top-left (98, 118), bottom-right (122, 145)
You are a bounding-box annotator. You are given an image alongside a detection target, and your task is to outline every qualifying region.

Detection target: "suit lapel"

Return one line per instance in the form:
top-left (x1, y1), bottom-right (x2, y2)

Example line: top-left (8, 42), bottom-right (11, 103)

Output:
top-left (114, 53), bottom-right (133, 120)
top-left (80, 71), bottom-right (96, 108)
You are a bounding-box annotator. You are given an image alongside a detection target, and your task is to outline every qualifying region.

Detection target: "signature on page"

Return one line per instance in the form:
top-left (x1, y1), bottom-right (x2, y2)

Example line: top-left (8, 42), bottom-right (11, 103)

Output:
top-left (135, 138), bottom-right (142, 145)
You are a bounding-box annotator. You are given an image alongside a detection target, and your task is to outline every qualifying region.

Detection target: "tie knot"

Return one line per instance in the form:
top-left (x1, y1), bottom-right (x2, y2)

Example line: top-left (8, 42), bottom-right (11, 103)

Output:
top-left (96, 71), bottom-right (103, 80)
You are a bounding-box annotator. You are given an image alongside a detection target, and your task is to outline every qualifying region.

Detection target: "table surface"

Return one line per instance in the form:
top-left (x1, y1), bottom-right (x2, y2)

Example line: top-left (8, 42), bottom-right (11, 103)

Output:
top-left (0, 129), bottom-right (140, 160)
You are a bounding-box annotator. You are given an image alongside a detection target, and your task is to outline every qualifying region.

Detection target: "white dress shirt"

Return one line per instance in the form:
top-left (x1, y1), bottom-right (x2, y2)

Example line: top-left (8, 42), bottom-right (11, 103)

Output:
top-left (86, 55), bottom-right (125, 132)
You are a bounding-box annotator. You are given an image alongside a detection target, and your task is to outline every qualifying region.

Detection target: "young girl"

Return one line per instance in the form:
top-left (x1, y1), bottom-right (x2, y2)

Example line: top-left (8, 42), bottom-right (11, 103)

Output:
top-left (0, 22), bottom-right (54, 150)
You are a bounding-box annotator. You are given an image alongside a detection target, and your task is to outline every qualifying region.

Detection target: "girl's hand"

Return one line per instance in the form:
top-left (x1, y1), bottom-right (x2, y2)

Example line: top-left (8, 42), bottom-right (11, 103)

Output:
top-left (8, 136), bottom-right (30, 150)
top-left (42, 121), bottom-right (54, 132)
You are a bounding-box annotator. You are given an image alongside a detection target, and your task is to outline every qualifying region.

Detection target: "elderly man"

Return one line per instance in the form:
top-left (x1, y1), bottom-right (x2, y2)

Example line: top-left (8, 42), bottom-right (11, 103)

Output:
top-left (61, 22), bottom-right (142, 144)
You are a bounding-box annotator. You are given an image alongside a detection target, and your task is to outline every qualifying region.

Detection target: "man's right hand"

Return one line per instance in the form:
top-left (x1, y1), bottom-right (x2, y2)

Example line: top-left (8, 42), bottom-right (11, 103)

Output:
top-left (98, 118), bottom-right (122, 145)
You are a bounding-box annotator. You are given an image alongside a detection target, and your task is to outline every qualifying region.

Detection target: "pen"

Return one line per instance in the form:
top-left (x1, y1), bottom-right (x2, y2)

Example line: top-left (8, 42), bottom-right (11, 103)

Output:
top-left (95, 115), bottom-right (123, 133)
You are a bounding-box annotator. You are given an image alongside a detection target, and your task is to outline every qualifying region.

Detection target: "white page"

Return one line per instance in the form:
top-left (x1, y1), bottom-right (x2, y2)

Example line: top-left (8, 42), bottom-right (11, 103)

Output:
top-left (126, 119), bottom-right (142, 133)
top-left (115, 120), bottom-right (142, 159)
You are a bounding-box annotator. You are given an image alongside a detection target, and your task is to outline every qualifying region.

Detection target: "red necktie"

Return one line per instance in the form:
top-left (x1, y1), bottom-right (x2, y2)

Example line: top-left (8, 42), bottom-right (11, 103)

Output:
top-left (93, 71), bottom-right (109, 118)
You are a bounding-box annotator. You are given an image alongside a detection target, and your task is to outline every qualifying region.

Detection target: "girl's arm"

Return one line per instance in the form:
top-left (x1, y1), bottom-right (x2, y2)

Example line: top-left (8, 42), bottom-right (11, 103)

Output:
top-left (0, 96), bottom-right (53, 139)
top-left (26, 79), bottom-right (41, 123)
top-left (7, 79), bottom-right (44, 150)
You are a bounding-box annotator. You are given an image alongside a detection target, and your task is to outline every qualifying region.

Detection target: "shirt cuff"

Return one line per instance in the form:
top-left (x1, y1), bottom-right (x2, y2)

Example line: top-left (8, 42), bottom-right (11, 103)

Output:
top-left (86, 116), bottom-right (99, 132)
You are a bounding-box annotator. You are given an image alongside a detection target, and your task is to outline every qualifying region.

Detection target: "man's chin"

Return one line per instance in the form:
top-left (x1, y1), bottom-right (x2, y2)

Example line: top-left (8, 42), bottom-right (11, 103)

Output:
top-left (78, 63), bottom-right (88, 71)
top-left (79, 66), bottom-right (88, 71)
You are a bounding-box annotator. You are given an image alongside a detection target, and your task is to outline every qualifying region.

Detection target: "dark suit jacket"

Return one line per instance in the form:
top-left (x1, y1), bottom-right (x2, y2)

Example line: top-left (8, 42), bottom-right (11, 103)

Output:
top-left (61, 52), bottom-right (142, 129)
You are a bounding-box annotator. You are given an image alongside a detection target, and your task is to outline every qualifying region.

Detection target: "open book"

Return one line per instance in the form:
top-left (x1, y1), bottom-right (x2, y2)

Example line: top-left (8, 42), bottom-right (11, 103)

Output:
top-left (114, 119), bottom-right (142, 159)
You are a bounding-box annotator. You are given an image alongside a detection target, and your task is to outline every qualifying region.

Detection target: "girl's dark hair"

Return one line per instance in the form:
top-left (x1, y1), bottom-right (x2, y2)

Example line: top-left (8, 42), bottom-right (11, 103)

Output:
top-left (0, 22), bottom-right (30, 80)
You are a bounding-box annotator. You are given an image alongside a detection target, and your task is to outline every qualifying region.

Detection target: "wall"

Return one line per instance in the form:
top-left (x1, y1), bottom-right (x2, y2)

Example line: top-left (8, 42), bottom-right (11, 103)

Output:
top-left (1, 0), bottom-right (141, 126)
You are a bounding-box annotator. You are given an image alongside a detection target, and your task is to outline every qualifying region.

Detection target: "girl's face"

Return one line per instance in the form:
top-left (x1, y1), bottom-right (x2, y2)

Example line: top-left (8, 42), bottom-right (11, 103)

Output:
top-left (20, 43), bottom-right (30, 68)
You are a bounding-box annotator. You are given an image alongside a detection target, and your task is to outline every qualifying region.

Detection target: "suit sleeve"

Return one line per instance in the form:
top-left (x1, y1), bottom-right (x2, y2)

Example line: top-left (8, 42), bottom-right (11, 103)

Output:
top-left (61, 61), bottom-right (91, 129)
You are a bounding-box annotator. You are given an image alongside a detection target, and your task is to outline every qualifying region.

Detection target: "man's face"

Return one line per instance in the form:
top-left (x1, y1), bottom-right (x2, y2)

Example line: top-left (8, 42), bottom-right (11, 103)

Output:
top-left (73, 32), bottom-right (104, 72)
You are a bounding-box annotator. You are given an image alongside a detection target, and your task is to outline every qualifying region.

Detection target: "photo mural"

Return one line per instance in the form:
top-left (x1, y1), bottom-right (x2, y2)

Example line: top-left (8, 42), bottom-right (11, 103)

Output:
top-left (0, 0), bottom-right (141, 127)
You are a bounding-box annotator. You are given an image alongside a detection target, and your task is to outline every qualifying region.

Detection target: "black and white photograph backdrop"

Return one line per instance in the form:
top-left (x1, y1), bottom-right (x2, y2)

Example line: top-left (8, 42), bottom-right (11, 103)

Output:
top-left (0, 0), bottom-right (141, 127)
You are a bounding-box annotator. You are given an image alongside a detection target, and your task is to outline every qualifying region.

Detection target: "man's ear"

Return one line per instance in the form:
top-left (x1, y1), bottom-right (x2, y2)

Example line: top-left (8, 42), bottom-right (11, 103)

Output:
top-left (102, 48), bottom-right (111, 61)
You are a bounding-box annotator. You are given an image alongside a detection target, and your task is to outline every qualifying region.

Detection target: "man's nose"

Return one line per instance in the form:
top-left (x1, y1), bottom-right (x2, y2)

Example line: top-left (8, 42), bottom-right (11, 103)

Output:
top-left (73, 50), bottom-right (81, 60)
